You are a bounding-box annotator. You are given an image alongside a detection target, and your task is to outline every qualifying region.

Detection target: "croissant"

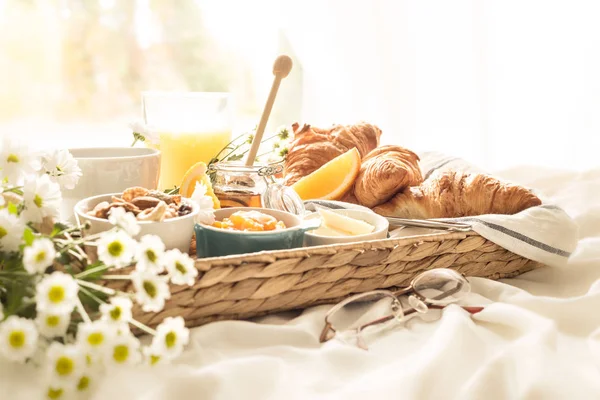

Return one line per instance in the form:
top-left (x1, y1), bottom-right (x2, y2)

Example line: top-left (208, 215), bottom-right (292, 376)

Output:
top-left (372, 170), bottom-right (542, 219)
top-left (353, 145), bottom-right (423, 208)
top-left (283, 122), bottom-right (381, 186)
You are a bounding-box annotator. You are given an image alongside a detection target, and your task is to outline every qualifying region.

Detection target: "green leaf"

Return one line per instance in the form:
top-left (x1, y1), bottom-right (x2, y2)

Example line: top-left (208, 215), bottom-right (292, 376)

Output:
top-left (23, 228), bottom-right (35, 246)
top-left (7, 202), bottom-right (18, 215)
top-left (79, 262), bottom-right (106, 281)
top-left (226, 153), bottom-right (244, 161)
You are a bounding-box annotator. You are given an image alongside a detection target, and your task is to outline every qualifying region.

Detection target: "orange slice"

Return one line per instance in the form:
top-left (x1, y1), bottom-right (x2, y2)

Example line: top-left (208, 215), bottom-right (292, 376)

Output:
top-left (180, 162), bottom-right (221, 209)
top-left (291, 147), bottom-right (361, 200)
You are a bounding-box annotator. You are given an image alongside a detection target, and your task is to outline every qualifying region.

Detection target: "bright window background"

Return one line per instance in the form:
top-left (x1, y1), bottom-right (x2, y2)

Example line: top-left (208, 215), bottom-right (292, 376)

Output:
top-left (0, 0), bottom-right (297, 149)
top-left (1, 0), bottom-right (598, 172)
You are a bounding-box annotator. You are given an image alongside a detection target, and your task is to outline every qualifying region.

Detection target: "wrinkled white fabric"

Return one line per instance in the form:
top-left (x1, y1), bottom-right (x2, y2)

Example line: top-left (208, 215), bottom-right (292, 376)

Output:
top-left (1, 166), bottom-right (599, 400)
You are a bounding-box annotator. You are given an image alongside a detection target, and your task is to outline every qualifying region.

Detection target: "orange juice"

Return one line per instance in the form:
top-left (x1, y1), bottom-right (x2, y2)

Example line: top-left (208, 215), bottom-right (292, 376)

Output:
top-left (155, 130), bottom-right (231, 191)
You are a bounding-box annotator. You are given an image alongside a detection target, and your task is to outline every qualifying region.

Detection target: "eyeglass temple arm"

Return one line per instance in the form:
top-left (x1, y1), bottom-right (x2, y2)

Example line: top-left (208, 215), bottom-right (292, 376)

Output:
top-left (355, 305), bottom-right (484, 335)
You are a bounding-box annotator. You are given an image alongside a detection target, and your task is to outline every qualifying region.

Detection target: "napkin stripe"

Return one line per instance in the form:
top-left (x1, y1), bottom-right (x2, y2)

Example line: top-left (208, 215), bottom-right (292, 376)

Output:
top-left (423, 158), bottom-right (459, 180)
top-left (457, 217), bottom-right (571, 257)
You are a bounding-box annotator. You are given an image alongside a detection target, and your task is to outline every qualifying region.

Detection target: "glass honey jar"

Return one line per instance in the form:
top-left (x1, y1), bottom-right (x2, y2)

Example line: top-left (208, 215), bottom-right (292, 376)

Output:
top-left (209, 161), bottom-right (305, 215)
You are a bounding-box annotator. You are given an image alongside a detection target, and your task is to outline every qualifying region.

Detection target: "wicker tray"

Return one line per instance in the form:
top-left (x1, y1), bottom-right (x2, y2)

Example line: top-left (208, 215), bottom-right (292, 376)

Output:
top-left (105, 230), bottom-right (544, 330)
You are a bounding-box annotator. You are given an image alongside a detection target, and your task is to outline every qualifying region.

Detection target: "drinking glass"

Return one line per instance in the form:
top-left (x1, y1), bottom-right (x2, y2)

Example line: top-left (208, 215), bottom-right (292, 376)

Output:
top-left (142, 91), bottom-right (233, 191)
top-left (319, 268), bottom-right (482, 350)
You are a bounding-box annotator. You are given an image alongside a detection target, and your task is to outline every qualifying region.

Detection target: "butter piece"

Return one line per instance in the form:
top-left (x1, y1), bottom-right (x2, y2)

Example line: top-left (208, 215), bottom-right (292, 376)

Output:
top-left (316, 209), bottom-right (375, 236)
top-left (312, 224), bottom-right (349, 237)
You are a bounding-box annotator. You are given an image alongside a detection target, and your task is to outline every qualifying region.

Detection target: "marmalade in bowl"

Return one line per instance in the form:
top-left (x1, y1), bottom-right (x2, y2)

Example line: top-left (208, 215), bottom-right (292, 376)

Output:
top-left (212, 210), bottom-right (287, 232)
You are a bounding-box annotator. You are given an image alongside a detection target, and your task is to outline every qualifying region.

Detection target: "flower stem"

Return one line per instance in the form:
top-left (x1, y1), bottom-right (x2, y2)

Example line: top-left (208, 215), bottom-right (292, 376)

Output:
top-left (101, 275), bottom-right (132, 280)
top-left (75, 264), bottom-right (111, 279)
top-left (75, 296), bottom-right (92, 324)
top-left (78, 285), bottom-right (106, 305)
top-left (77, 279), bottom-right (117, 296)
top-left (129, 318), bottom-right (157, 336)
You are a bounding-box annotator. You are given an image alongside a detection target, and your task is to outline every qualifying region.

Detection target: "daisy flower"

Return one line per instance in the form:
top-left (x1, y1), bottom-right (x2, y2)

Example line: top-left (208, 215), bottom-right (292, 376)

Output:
top-left (76, 320), bottom-right (117, 355)
top-left (151, 317), bottom-right (190, 360)
top-left (108, 207), bottom-right (140, 237)
top-left (23, 238), bottom-right (56, 274)
top-left (46, 342), bottom-right (85, 382)
top-left (97, 229), bottom-right (136, 269)
top-left (142, 345), bottom-right (166, 366)
top-left (22, 174), bottom-right (62, 224)
top-left (129, 120), bottom-right (160, 145)
top-left (36, 271), bottom-right (79, 314)
top-left (36, 311), bottom-right (70, 338)
top-left (100, 296), bottom-right (133, 326)
top-left (104, 331), bottom-right (141, 366)
top-left (45, 384), bottom-right (69, 400)
top-left (42, 148), bottom-right (82, 190)
top-left (0, 208), bottom-right (25, 252)
top-left (0, 136), bottom-right (41, 184)
top-left (163, 248), bottom-right (197, 286)
top-left (135, 234), bottom-right (166, 273)
top-left (131, 269), bottom-right (171, 312)
top-left (0, 316), bottom-right (39, 363)
top-left (191, 181), bottom-right (215, 225)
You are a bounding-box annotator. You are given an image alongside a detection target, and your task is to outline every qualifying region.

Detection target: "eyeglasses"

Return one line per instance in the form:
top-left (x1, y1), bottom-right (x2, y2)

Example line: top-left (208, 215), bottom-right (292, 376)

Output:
top-left (319, 268), bottom-right (483, 350)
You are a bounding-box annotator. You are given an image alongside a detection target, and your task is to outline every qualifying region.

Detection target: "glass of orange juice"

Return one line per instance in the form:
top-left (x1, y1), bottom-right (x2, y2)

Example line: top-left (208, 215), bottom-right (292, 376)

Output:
top-left (142, 91), bottom-right (233, 191)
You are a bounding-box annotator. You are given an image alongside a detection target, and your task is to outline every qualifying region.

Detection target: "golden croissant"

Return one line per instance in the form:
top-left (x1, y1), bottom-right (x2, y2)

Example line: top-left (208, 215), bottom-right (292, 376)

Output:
top-left (283, 122), bottom-right (381, 186)
top-left (353, 145), bottom-right (423, 208)
top-left (373, 170), bottom-right (542, 219)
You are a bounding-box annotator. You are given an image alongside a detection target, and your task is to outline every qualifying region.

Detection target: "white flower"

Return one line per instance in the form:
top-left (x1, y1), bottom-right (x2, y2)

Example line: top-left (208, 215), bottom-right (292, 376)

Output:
top-left (45, 383), bottom-right (70, 400)
top-left (135, 234), bottom-right (166, 273)
top-left (164, 248), bottom-right (197, 286)
top-left (36, 271), bottom-right (79, 314)
top-left (23, 238), bottom-right (56, 274)
top-left (191, 181), bottom-right (215, 225)
top-left (22, 174), bottom-right (62, 224)
top-left (36, 311), bottom-right (70, 338)
top-left (42, 149), bottom-right (82, 190)
top-left (0, 315), bottom-right (39, 362)
top-left (46, 342), bottom-right (85, 382)
top-left (151, 316), bottom-right (189, 360)
top-left (131, 269), bottom-right (171, 312)
top-left (107, 207), bottom-right (140, 236)
top-left (76, 320), bottom-right (117, 354)
top-left (142, 345), bottom-right (166, 366)
top-left (129, 120), bottom-right (160, 144)
top-left (104, 331), bottom-right (141, 366)
top-left (0, 137), bottom-right (41, 184)
top-left (97, 229), bottom-right (136, 269)
top-left (0, 208), bottom-right (25, 252)
top-left (100, 296), bottom-right (133, 326)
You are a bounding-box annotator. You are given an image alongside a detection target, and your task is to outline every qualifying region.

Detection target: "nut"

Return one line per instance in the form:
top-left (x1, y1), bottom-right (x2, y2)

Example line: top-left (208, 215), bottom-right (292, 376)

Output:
top-left (87, 201), bottom-right (111, 218)
top-left (137, 201), bottom-right (167, 222)
top-left (107, 202), bottom-right (141, 216)
top-left (122, 187), bottom-right (149, 202)
top-left (130, 196), bottom-right (162, 210)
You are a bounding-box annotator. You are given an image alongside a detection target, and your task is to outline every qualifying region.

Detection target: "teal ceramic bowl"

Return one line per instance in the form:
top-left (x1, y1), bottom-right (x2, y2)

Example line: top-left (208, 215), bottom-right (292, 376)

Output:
top-left (194, 207), bottom-right (320, 258)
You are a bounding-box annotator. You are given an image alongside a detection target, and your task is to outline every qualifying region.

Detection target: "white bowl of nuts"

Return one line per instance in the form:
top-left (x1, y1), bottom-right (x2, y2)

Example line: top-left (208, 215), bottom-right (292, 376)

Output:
top-left (74, 186), bottom-right (199, 252)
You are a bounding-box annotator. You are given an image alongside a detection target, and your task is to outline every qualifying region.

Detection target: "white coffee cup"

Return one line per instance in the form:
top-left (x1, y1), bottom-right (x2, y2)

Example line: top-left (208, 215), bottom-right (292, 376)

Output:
top-left (60, 147), bottom-right (161, 223)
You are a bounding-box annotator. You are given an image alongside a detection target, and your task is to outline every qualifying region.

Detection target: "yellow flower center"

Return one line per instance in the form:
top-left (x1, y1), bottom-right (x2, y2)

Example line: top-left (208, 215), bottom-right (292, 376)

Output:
top-left (113, 344), bottom-right (129, 363)
top-left (0, 226), bottom-right (7, 239)
top-left (110, 306), bottom-right (122, 321)
top-left (33, 194), bottom-right (43, 208)
top-left (8, 330), bottom-right (25, 348)
top-left (55, 356), bottom-right (74, 376)
top-left (87, 332), bottom-right (104, 347)
top-left (35, 251), bottom-right (47, 263)
top-left (46, 315), bottom-right (60, 327)
top-left (175, 262), bottom-right (187, 275)
top-left (150, 354), bottom-right (161, 365)
top-left (47, 387), bottom-right (63, 399)
top-left (145, 249), bottom-right (157, 263)
top-left (143, 281), bottom-right (157, 298)
top-left (165, 331), bottom-right (177, 349)
top-left (107, 241), bottom-right (123, 257)
top-left (6, 154), bottom-right (19, 163)
top-left (77, 376), bottom-right (90, 391)
top-left (48, 286), bottom-right (65, 304)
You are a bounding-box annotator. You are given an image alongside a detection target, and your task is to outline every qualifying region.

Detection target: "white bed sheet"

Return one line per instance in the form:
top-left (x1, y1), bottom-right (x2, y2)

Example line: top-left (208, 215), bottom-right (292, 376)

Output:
top-left (2, 165), bottom-right (599, 399)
